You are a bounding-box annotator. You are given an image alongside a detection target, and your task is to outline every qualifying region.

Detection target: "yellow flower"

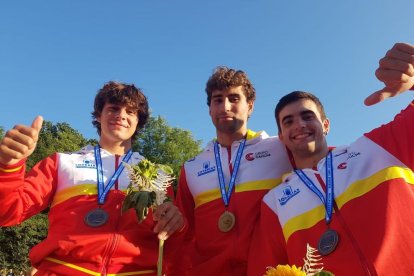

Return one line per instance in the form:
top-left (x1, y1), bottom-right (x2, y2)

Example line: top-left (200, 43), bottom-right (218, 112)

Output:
top-left (264, 264), bottom-right (306, 276)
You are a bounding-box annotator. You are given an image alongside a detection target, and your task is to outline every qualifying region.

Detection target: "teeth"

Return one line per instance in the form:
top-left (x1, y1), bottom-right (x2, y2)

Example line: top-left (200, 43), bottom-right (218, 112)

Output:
top-left (294, 133), bottom-right (310, 139)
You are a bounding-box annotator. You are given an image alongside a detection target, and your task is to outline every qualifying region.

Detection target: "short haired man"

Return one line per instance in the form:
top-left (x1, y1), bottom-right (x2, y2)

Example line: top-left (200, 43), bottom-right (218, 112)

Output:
top-left (174, 67), bottom-right (292, 275)
top-left (248, 43), bottom-right (414, 275)
top-left (0, 81), bottom-right (184, 275)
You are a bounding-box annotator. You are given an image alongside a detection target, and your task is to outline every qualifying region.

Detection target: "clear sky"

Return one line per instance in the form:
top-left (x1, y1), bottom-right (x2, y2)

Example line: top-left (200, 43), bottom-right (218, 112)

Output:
top-left (1, 1), bottom-right (413, 147)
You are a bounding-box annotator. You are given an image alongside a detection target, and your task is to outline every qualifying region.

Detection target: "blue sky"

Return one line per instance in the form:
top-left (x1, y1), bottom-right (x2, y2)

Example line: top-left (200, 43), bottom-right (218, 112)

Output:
top-left (1, 1), bottom-right (413, 147)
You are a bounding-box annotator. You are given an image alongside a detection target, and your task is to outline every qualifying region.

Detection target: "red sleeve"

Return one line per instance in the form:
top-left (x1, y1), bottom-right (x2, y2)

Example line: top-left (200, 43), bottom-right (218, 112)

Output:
top-left (247, 200), bottom-right (288, 276)
top-left (0, 154), bottom-right (58, 226)
top-left (365, 100), bottom-right (414, 169)
top-left (167, 166), bottom-right (195, 276)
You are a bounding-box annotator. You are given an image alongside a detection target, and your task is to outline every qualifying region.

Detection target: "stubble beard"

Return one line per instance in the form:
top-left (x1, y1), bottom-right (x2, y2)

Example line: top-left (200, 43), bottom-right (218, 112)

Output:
top-left (215, 118), bottom-right (245, 135)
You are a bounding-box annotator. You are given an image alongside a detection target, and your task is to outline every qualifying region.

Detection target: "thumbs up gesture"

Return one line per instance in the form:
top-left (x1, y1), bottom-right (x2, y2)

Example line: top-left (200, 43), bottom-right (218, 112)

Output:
top-left (365, 43), bottom-right (414, 106)
top-left (0, 116), bottom-right (44, 166)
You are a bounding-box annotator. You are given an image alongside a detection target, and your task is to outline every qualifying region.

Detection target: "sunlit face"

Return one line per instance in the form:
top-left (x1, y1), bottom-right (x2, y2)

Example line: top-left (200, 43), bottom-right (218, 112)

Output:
top-left (209, 86), bottom-right (254, 139)
top-left (97, 103), bottom-right (138, 144)
top-left (278, 99), bottom-right (329, 158)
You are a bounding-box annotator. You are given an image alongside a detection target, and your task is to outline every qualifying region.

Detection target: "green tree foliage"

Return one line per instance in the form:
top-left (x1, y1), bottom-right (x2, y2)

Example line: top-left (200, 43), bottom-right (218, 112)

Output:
top-left (133, 116), bottom-right (202, 187)
top-left (0, 126), bottom-right (4, 140)
top-left (0, 121), bottom-right (93, 272)
top-left (0, 213), bottom-right (48, 272)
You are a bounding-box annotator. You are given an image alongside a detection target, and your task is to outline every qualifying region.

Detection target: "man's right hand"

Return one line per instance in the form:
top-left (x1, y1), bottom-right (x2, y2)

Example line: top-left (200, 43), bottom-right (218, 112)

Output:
top-left (0, 116), bottom-right (43, 166)
top-left (365, 42), bottom-right (414, 106)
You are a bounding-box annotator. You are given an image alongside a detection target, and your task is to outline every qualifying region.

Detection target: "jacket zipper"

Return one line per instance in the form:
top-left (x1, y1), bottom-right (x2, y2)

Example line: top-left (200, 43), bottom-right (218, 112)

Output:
top-left (101, 154), bottom-right (121, 276)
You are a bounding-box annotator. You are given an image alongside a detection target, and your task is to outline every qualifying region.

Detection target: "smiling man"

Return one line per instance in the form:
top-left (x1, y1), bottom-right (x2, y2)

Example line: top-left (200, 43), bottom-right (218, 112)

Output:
top-left (0, 81), bottom-right (184, 275)
top-left (174, 67), bottom-right (292, 276)
top-left (248, 42), bottom-right (414, 275)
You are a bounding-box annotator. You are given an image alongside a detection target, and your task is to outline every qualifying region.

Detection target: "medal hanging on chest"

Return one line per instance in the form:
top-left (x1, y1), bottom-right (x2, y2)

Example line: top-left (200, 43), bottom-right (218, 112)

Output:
top-left (218, 211), bottom-right (236, 232)
top-left (84, 208), bottom-right (109, 227)
top-left (214, 140), bottom-right (245, 233)
top-left (295, 151), bottom-right (339, 256)
top-left (84, 146), bottom-right (132, 227)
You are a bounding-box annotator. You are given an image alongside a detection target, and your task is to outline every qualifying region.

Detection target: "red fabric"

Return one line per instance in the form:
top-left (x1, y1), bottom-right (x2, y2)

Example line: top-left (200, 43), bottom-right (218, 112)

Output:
top-left (0, 150), bottom-right (184, 275)
top-left (248, 101), bottom-right (414, 275)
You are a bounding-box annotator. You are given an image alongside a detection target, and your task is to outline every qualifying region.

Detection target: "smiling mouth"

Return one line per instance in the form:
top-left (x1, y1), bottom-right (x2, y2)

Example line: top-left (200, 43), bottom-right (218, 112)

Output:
top-left (292, 133), bottom-right (312, 140)
top-left (111, 122), bottom-right (127, 128)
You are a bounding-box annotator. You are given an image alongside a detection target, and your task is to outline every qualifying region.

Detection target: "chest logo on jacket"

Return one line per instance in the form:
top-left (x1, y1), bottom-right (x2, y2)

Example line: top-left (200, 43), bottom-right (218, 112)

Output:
top-left (347, 151), bottom-right (361, 160)
top-left (197, 161), bottom-right (216, 176)
top-left (75, 159), bottom-right (96, 169)
top-left (278, 185), bottom-right (300, 206)
top-left (245, 150), bottom-right (271, 161)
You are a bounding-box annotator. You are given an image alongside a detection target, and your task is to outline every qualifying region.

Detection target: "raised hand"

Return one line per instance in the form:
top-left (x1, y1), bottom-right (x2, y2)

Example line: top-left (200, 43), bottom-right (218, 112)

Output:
top-left (365, 43), bottom-right (414, 106)
top-left (0, 116), bottom-right (43, 165)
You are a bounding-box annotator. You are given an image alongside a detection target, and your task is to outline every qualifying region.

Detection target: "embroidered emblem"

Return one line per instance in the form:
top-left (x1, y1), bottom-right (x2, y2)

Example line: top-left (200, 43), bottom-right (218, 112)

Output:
top-left (197, 161), bottom-right (216, 176)
top-left (278, 185), bottom-right (300, 206)
top-left (75, 160), bottom-right (96, 169)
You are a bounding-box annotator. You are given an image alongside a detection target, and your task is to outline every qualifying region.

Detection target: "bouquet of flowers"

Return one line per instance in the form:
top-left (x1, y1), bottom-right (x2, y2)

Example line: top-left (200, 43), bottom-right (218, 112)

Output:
top-left (122, 159), bottom-right (174, 276)
top-left (264, 244), bottom-right (334, 276)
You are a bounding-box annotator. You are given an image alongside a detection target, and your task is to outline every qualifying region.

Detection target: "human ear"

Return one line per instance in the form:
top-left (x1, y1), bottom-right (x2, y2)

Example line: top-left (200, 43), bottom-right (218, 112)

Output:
top-left (323, 118), bottom-right (330, 135)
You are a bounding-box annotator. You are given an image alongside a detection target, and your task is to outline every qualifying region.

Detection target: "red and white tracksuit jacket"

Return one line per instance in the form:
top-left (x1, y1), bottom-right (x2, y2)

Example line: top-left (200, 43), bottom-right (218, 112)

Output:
top-left (0, 145), bottom-right (182, 276)
top-left (248, 101), bottom-right (414, 276)
top-left (174, 130), bottom-right (292, 276)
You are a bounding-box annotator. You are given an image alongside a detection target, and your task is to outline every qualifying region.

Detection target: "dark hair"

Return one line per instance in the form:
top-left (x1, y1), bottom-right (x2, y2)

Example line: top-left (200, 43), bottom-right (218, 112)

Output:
top-left (91, 81), bottom-right (149, 140)
top-left (274, 91), bottom-right (326, 132)
top-left (205, 66), bottom-right (256, 106)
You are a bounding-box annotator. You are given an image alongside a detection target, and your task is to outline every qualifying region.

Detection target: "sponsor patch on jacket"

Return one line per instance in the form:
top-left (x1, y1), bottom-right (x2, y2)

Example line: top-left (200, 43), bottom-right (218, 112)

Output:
top-left (245, 150), bottom-right (271, 161)
top-left (278, 185), bottom-right (300, 206)
top-left (337, 162), bottom-right (347, 169)
top-left (347, 151), bottom-right (361, 160)
top-left (75, 160), bottom-right (96, 169)
top-left (197, 161), bottom-right (216, 176)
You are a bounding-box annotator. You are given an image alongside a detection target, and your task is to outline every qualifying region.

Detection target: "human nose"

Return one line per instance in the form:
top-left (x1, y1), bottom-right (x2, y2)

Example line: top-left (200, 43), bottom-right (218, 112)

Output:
top-left (222, 98), bottom-right (231, 112)
top-left (293, 118), bottom-right (306, 129)
top-left (115, 108), bottom-right (127, 119)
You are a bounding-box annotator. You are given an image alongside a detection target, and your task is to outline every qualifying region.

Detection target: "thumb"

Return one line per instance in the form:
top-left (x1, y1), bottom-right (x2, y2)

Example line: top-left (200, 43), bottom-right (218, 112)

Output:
top-left (31, 116), bottom-right (44, 133)
top-left (364, 88), bottom-right (394, 106)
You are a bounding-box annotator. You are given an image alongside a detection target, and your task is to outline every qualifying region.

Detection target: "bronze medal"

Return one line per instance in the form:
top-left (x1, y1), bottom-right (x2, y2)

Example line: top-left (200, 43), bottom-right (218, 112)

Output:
top-left (218, 211), bottom-right (235, 232)
top-left (318, 229), bottom-right (339, 256)
top-left (84, 208), bottom-right (109, 227)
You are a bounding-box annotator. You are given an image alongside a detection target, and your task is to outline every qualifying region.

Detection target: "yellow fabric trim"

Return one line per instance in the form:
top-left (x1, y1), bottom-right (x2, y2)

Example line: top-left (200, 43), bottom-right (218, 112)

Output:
top-left (336, 166), bottom-right (414, 209)
top-left (0, 165), bottom-right (23, 173)
top-left (52, 184), bottom-right (128, 207)
top-left (108, 271), bottom-right (155, 276)
top-left (45, 257), bottom-right (100, 276)
top-left (246, 129), bottom-right (260, 140)
top-left (282, 166), bottom-right (414, 240)
top-left (282, 205), bottom-right (325, 241)
top-left (194, 178), bottom-right (282, 208)
top-left (51, 184), bottom-right (97, 207)
top-left (45, 257), bottom-right (155, 275)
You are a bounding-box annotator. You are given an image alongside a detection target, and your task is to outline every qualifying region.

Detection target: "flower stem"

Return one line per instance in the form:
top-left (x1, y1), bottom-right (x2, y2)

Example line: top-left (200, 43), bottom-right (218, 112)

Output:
top-left (157, 238), bottom-right (164, 276)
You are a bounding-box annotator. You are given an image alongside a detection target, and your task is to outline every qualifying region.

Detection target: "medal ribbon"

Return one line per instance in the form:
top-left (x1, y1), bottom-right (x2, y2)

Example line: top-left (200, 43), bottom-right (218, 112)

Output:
top-left (294, 151), bottom-right (334, 224)
top-left (214, 139), bottom-right (246, 207)
top-left (94, 145), bottom-right (133, 205)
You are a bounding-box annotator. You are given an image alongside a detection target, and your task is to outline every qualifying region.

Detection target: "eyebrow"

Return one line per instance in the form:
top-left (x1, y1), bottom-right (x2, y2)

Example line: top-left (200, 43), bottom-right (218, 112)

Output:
top-left (212, 92), bottom-right (241, 98)
top-left (281, 110), bottom-right (315, 124)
